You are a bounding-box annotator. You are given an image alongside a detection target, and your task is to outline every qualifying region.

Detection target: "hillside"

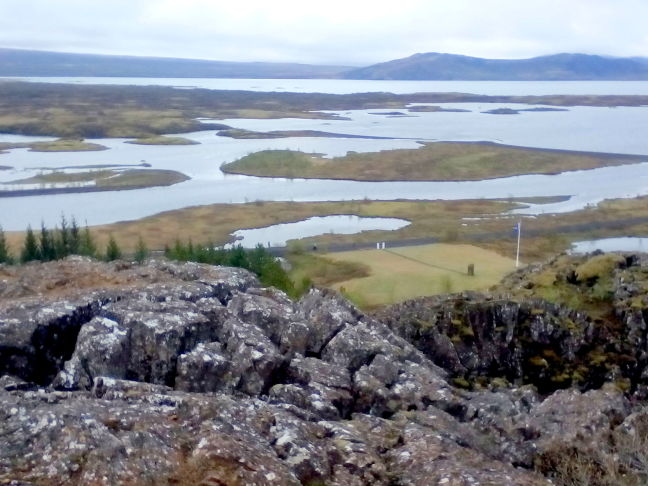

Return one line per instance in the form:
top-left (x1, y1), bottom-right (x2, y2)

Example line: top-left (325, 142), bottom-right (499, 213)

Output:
top-left (344, 52), bottom-right (648, 80)
top-left (0, 48), bottom-right (351, 78)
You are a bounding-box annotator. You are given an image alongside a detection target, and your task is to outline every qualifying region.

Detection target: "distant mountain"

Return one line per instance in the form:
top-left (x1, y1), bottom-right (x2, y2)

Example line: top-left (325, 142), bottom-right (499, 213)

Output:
top-left (0, 48), bottom-right (351, 79)
top-left (343, 53), bottom-right (648, 80)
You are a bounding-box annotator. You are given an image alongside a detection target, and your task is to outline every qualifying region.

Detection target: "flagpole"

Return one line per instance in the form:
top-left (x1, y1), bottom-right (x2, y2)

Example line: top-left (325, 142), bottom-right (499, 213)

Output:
top-left (515, 220), bottom-right (521, 268)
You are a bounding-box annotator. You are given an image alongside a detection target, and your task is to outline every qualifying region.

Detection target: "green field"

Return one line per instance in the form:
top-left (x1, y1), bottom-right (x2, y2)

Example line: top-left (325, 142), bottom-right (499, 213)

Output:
top-left (325, 243), bottom-right (516, 308)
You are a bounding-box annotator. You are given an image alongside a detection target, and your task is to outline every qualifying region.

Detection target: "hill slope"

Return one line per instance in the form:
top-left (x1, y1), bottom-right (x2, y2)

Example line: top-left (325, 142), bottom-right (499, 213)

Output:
top-left (344, 52), bottom-right (648, 80)
top-left (0, 48), bottom-right (351, 78)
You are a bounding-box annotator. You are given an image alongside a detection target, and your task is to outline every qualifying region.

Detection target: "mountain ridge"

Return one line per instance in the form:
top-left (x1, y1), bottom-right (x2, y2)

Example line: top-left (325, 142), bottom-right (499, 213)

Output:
top-left (1, 47), bottom-right (648, 80)
top-left (343, 52), bottom-right (648, 80)
top-left (0, 47), bottom-right (352, 78)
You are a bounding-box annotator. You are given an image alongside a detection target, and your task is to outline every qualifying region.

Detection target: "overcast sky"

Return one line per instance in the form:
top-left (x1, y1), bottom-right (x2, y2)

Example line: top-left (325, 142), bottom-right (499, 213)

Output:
top-left (1, 0), bottom-right (647, 65)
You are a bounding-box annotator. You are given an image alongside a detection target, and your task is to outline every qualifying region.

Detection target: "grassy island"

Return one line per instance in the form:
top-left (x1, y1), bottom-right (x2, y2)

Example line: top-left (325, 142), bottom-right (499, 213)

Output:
top-left (0, 139), bottom-right (108, 153)
top-left (125, 136), bottom-right (200, 145)
top-left (221, 143), bottom-right (645, 182)
top-left (2, 168), bottom-right (189, 196)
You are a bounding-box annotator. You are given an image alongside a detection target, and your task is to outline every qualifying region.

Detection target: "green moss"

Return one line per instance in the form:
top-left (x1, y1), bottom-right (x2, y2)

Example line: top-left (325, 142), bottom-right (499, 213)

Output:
top-left (452, 377), bottom-right (471, 389)
top-left (575, 254), bottom-right (624, 282)
top-left (529, 356), bottom-right (549, 368)
top-left (459, 325), bottom-right (475, 338)
top-left (613, 379), bottom-right (632, 392)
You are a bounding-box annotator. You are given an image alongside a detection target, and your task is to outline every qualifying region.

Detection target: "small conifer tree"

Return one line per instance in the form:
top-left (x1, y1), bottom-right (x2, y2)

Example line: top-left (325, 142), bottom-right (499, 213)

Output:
top-left (69, 217), bottom-right (81, 255)
top-left (134, 236), bottom-right (149, 264)
top-left (105, 235), bottom-right (122, 261)
top-left (21, 226), bottom-right (40, 263)
top-left (40, 222), bottom-right (57, 261)
top-left (0, 225), bottom-right (12, 264)
top-left (56, 214), bottom-right (70, 258)
top-left (79, 225), bottom-right (97, 257)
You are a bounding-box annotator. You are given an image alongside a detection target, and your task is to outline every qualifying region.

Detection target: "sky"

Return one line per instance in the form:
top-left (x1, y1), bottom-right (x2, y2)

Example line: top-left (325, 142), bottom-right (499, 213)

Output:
top-left (1, 0), bottom-right (647, 66)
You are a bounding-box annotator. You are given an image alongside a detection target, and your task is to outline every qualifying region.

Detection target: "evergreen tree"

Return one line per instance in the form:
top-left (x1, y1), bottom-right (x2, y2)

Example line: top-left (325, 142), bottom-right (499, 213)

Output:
top-left (40, 222), bottom-right (57, 261)
top-left (227, 245), bottom-right (249, 269)
top-left (79, 225), bottom-right (97, 257)
top-left (0, 225), bottom-right (13, 264)
top-left (55, 214), bottom-right (70, 258)
top-left (134, 236), bottom-right (149, 264)
top-left (69, 217), bottom-right (81, 255)
top-left (21, 226), bottom-right (40, 263)
top-left (105, 235), bottom-right (122, 261)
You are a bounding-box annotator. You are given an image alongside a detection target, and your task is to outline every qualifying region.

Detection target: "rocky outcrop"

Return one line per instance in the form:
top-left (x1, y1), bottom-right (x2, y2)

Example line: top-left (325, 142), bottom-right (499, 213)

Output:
top-left (376, 253), bottom-right (648, 397)
top-left (0, 256), bottom-right (646, 485)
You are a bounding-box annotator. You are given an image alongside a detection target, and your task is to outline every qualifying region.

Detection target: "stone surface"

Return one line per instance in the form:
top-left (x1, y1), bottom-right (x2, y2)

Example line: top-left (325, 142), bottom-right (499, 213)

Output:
top-left (1, 256), bottom-right (647, 485)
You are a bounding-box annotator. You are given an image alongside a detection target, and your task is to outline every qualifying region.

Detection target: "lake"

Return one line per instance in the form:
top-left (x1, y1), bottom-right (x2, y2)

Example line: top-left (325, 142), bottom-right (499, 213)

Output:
top-left (1, 79), bottom-right (648, 232)
top-left (6, 77), bottom-right (648, 95)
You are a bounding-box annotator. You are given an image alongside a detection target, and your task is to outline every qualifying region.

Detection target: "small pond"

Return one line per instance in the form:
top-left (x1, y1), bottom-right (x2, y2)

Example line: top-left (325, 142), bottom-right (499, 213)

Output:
top-left (229, 215), bottom-right (410, 248)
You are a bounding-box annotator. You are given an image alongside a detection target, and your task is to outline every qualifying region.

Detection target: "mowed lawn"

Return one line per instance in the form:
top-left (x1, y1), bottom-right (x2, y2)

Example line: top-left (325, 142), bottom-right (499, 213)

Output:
top-left (327, 243), bottom-right (517, 308)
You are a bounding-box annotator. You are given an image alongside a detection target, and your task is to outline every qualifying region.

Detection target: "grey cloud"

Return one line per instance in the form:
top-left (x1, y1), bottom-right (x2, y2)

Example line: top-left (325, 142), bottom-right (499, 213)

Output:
top-left (1, 0), bottom-right (647, 64)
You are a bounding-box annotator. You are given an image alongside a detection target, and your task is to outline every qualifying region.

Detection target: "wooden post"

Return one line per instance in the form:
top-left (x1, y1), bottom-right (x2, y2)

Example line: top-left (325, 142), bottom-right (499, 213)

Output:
top-left (467, 263), bottom-right (475, 276)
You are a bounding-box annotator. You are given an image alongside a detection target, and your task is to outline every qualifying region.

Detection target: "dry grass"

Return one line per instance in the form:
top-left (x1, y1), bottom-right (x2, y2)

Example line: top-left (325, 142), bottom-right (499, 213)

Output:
top-left (221, 144), bottom-right (643, 182)
top-left (327, 243), bottom-right (516, 308)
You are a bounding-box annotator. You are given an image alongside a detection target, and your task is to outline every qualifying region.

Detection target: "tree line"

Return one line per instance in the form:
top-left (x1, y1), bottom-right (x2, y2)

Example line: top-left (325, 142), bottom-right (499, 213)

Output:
top-left (0, 217), bottom-right (301, 296)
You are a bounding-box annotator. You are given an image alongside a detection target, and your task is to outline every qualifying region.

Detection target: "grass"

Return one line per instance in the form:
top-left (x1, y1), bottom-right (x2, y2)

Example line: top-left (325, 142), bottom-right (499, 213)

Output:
top-left (221, 144), bottom-right (643, 182)
top-left (125, 136), bottom-right (200, 145)
top-left (287, 252), bottom-right (370, 287)
top-left (325, 244), bottom-right (516, 308)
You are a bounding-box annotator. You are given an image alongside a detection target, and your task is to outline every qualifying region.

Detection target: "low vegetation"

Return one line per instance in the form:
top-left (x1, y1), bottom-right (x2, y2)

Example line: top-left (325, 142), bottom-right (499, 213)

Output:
top-left (217, 128), bottom-right (380, 139)
top-left (125, 136), bottom-right (199, 145)
top-left (221, 144), bottom-right (643, 181)
top-left (0, 139), bottom-right (108, 153)
top-left (165, 240), bottom-right (300, 297)
top-left (2, 168), bottom-right (189, 194)
top-left (0, 220), bottom-right (298, 297)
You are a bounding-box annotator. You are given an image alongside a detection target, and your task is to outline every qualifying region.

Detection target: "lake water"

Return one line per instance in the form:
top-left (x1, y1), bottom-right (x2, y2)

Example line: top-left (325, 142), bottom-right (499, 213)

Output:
top-left (6, 77), bottom-right (648, 96)
top-left (229, 215), bottom-right (410, 248)
top-left (1, 79), bottom-right (648, 232)
top-left (571, 237), bottom-right (648, 254)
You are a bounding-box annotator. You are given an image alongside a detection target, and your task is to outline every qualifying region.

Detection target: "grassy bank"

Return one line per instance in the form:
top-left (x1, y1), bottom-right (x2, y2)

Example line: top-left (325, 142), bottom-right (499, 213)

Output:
top-left (221, 144), bottom-right (644, 181)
